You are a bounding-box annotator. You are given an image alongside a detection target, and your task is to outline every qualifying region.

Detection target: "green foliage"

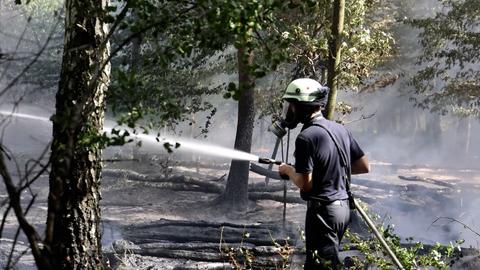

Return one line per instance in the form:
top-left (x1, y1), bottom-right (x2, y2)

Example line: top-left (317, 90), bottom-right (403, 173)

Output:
top-left (6, 0), bottom-right (395, 148)
top-left (264, 0), bottom-right (394, 84)
top-left (252, 0), bottom-right (395, 119)
top-left (409, 0), bottom-right (480, 117)
top-left (344, 217), bottom-right (462, 270)
top-left (107, 1), bottom-right (234, 137)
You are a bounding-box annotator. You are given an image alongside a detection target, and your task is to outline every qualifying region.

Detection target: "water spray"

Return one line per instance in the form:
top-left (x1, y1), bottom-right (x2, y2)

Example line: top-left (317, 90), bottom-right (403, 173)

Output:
top-left (0, 109), bottom-right (289, 181)
top-left (0, 110), bottom-right (287, 168)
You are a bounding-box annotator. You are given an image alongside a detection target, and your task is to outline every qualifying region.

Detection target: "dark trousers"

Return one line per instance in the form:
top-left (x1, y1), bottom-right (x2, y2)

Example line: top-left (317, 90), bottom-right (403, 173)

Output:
top-left (304, 199), bottom-right (350, 270)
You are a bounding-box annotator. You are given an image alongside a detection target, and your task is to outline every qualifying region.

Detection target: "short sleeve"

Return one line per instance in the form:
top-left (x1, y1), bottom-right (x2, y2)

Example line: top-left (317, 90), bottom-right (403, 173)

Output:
top-left (294, 135), bottom-right (313, 173)
top-left (349, 131), bottom-right (365, 163)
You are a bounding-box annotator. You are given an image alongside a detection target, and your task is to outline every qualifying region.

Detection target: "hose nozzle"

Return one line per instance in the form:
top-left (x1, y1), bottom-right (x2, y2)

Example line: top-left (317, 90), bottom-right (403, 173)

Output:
top-left (258, 157), bottom-right (283, 165)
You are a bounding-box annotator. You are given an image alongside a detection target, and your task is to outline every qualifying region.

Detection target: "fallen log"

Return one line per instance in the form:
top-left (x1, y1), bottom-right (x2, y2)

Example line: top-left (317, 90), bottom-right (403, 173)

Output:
top-left (147, 176), bottom-right (224, 193)
top-left (122, 229), bottom-right (279, 246)
top-left (122, 219), bottom-right (296, 248)
top-left (103, 169), bottom-right (225, 193)
top-left (129, 245), bottom-right (294, 269)
top-left (143, 182), bottom-right (220, 193)
top-left (131, 249), bottom-right (224, 262)
top-left (248, 181), bottom-right (294, 192)
top-left (103, 168), bottom-right (148, 181)
top-left (248, 192), bottom-right (304, 204)
top-left (173, 262), bottom-right (233, 270)
top-left (139, 242), bottom-right (232, 251)
top-left (398, 175), bottom-right (456, 188)
top-left (126, 218), bottom-right (270, 230)
top-left (175, 160), bottom-right (231, 170)
top-left (353, 178), bottom-right (408, 192)
top-left (353, 178), bottom-right (452, 195)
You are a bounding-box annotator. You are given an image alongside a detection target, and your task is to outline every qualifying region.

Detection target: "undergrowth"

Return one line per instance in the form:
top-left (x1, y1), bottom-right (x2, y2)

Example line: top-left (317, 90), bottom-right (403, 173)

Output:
top-left (343, 201), bottom-right (464, 269)
top-left (219, 226), bottom-right (294, 269)
top-left (219, 202), bottom-right (466, 270)
top-left (345, 226), bottom-right (464, 269)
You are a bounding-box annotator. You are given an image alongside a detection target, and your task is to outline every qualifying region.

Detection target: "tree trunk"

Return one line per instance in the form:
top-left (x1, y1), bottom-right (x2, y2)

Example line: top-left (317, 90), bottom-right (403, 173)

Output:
top-left (46, 0), bottom-right (110, 269)
top-left (425, 112), bottom-right (441, 147)
top-left (220, 48), bottom-right (255, 212)
top-left (325, 0), bottom-right (345, 120)
top-left (465, 117), bottom-right (471, 155)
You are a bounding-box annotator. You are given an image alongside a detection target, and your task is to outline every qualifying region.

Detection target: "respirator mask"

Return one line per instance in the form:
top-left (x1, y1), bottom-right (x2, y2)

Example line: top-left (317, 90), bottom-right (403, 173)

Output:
top-left (268, 101), bottom-right (299, 138)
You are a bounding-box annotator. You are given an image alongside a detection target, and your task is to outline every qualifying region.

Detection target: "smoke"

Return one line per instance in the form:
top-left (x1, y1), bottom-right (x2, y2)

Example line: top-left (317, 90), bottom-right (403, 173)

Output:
top-left (335, 0), bottom-right (480, 247)
top-left (1, 0), bottom-right (479, 250)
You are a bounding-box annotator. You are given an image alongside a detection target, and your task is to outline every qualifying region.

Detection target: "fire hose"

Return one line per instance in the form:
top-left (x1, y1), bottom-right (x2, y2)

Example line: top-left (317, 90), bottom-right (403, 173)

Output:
top-left (251, 158), bottom-right (405, 270)
top-left (353, 199), bottom-right (405, 270)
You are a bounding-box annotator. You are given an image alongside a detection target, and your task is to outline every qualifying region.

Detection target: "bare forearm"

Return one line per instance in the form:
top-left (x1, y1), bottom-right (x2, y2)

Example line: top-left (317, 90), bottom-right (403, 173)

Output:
top-left (289, 172), bottom-right (306, 190)
top-left (351, 155), bottom-right (370, 174)
top-left (279, 164), bottom-right (312, 192)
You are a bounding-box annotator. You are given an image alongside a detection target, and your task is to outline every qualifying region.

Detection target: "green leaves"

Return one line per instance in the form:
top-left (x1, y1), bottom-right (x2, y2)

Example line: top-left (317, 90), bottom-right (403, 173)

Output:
top-left (409, 0), bottom-right (480, 116)
top-left (105, 0), bottom-right (396, 142)
top-left (223, 82), bottom-right (237, 99)
top-left (345, 211), bottom-right (460, 270)
top-left (163, 142), bottom-right (180, 153)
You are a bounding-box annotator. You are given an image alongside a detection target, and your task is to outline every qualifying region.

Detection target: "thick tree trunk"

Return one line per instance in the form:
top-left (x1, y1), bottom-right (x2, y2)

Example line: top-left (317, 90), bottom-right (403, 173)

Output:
top-left (220, 48), bottom-right (255, 212)
top-left (46, 0), bottom-right (110, 269)
top-left (325, 0), bottom-right (345, 120)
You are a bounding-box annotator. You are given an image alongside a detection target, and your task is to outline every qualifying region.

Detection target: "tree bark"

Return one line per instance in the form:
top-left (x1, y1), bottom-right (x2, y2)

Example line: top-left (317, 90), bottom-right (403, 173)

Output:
top-left (46, 0), bottom-right (110, 269)
top-left (326, 0), bottom-right (345, 120)
top-left (220, 48), bottom-right (255, 212)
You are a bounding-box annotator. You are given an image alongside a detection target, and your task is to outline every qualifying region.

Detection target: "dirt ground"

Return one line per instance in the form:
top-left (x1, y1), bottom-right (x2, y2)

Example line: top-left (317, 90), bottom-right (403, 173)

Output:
top-left (1, 157), bottom-right (480, 269)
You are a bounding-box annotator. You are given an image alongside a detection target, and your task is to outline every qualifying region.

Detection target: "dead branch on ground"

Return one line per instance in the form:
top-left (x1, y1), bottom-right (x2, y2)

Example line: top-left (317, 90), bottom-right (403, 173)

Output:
top-left (429, 217), bottom-right (480, 238)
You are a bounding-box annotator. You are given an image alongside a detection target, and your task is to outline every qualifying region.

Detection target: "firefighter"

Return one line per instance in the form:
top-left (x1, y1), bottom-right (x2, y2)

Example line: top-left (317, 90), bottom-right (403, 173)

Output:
top-left (278, 78), bottom-right (370, 269)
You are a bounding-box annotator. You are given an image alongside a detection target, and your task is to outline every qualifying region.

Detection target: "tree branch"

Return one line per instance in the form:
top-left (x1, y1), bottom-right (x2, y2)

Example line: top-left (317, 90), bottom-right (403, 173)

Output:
top-left (343, 112), bottom-right (376, 125)
top-left (0, 15), bottom-right (61, 99)
top-left (6, 194), bottom-right (36, 270)
top-left (0, 147), bottom-right (52, 269)
top-left (429, 217), bottom-right (480, 238)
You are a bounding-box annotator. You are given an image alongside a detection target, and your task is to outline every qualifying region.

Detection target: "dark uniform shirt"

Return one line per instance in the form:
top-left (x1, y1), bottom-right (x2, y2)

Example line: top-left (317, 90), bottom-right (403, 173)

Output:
top-left (294, 117), bottom-right (364, 202)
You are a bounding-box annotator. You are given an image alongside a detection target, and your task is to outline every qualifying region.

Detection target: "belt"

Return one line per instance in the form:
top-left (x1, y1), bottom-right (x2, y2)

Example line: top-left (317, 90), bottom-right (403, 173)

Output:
top-left (307, 200), bottom-right (342, 208)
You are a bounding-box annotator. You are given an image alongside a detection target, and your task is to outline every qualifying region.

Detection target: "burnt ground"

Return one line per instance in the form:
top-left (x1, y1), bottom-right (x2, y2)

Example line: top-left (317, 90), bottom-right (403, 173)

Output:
top-left (1, 158), bottom-right (480, 269)
top-left (99, 158), bottom-right (480, 269)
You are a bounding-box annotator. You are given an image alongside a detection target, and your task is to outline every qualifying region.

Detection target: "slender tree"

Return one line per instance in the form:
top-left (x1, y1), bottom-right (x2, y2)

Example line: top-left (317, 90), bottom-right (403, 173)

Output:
top-left (326, 0), bottom-right (345, 120)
